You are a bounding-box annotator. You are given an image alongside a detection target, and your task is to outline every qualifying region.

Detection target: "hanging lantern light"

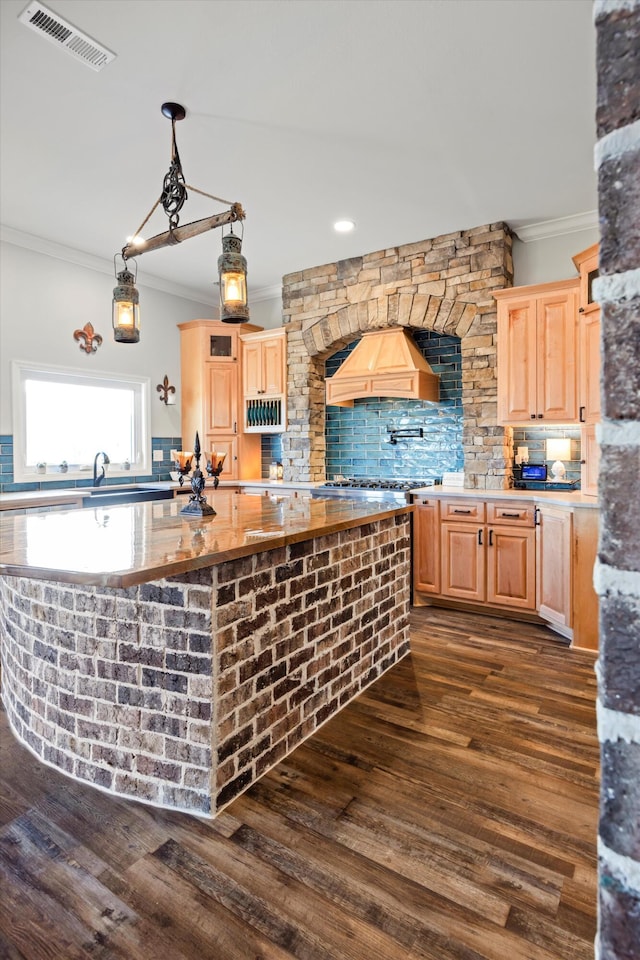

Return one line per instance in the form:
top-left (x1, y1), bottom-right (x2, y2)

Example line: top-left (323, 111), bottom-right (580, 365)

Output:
top-left (218, 229), bottom-right (249, 323)
top-left (112, 256), bottom-right (140, 343)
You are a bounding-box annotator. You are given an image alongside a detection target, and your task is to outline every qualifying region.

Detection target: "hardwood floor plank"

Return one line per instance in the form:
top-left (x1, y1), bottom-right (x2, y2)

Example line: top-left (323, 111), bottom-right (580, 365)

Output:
top-left (0, 607), bottom-right (599, 960)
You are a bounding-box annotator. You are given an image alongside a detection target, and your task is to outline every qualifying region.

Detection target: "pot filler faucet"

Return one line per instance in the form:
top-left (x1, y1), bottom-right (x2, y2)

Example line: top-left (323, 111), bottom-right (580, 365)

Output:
top-left (93, 451), bottom-right (110, 486)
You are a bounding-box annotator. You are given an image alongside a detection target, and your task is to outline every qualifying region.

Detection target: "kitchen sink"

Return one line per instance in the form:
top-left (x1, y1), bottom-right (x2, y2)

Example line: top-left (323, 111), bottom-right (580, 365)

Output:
top-left (81, 486), bottom-right (174, 508)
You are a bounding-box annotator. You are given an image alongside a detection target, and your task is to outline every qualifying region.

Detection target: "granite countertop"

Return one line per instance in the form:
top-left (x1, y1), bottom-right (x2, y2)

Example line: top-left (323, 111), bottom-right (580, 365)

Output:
top-left (0, 488), bottom-right (411, 588)
top-left (411, 485), bottom-right (600, 509)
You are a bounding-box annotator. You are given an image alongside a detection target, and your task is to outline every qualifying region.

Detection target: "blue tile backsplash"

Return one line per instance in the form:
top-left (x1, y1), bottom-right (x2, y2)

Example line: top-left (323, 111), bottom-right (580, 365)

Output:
top-left (0, 436), bottom-right (181, 493)
top-left (324, 331), bottom-right (463, 481)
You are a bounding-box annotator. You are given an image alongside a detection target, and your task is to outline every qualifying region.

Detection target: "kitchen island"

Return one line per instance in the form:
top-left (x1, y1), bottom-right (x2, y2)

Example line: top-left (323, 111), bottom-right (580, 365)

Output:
top-left (0, 490), bottom-right (412, 817)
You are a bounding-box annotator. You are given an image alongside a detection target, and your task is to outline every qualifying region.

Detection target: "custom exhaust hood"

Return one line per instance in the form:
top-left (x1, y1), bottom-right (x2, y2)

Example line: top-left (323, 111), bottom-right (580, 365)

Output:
top-left (326, 327), bottom-right (440, 407)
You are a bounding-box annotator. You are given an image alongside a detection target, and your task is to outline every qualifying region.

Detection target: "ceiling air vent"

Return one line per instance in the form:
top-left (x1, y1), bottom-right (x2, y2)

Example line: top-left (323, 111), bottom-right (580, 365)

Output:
top-left (18, 2), bottom-right (116, 72)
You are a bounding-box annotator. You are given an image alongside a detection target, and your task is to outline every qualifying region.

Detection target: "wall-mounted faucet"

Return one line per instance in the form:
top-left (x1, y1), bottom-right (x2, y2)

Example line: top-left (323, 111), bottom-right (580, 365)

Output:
top-left (93, 451), bottom-right (110, 486)
top-left (386, 427), bottom-right (424, 445)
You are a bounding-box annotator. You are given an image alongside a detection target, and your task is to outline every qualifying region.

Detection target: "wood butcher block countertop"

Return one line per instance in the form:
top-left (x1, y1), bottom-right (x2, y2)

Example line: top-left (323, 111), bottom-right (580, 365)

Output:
top-left (0, 489), bottom-right (412, 588)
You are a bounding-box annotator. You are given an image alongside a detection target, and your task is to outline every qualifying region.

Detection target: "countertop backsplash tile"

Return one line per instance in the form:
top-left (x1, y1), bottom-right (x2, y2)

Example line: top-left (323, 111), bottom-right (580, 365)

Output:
top-left (325, 331), bottom-right (463, 481)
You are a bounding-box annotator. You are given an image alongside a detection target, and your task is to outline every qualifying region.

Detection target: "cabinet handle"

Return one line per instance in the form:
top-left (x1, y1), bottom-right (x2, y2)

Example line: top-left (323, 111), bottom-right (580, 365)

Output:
top-left (579, 405), bottom-right (586, 422)
top-left (534, 507), bottom-right (540, 526)
top-left (501, 512), bottom-right (520, 518)
top-left (537, 413), bottom-right (544, 418)
top-left (530, 413), bottom-right (536, 419)
top-left (579, 307), bottom-right (585, 314)
top-left (453, 508), bottom-right (472, 514)
top-left (489, 529), bottom-right (494, 546)
top-left (233, 421), bottom-right (237, 434)
top-left (478, 529), bottom-right (483, 545)
top-left (580, 459), bottom-right (586, 464)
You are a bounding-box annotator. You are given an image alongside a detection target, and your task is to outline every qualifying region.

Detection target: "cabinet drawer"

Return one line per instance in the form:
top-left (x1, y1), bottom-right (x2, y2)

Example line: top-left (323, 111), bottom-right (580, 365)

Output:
top-left (440, 499), bottom-right (485, 523)
top-left (486, 501), bottom-right (535, 527)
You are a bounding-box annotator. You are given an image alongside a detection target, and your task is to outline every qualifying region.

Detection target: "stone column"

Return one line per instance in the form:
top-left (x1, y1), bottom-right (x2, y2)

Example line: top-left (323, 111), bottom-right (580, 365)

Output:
top-left (593, 1), bottom-right (640, 957)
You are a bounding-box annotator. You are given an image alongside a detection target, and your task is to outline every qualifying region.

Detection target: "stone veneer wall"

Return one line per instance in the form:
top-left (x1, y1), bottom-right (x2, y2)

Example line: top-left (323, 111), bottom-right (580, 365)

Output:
top-left (593, 2), bottom-right (640, 957)
top-left (0, 514), bottom-right (410, 817)
top-left (281, 222), bottom-right (514, 488)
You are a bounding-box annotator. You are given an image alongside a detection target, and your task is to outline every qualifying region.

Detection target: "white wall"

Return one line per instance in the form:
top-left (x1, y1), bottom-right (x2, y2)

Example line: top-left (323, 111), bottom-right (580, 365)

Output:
top-left (0, 241), bottom-right (213, 437)
top-left (512, 226), bottom-right (599, 286)
top-left (249, 294), bottom-right (283, 329)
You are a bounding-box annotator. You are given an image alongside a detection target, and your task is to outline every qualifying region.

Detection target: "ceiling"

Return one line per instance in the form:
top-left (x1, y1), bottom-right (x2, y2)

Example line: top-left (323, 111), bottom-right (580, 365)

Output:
top-left (0, 0), bottom-right (598, 307)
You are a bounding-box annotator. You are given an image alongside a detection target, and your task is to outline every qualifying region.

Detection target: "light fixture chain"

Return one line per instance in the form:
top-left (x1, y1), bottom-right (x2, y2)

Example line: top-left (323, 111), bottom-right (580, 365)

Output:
top-left (124, 198), bottom-right (162, 258)
top-left (185, 183), bottom-right (236, 208)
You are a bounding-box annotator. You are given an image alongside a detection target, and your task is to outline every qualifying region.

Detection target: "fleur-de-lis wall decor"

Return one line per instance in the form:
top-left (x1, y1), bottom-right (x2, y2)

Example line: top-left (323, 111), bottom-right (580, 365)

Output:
top-left (74, 322), bottom-right (103, 354)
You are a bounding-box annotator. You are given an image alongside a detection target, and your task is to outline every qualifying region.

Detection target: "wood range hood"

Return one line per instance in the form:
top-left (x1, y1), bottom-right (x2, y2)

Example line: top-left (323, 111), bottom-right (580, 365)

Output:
top-left (326, 327), bottom-right (440, 407)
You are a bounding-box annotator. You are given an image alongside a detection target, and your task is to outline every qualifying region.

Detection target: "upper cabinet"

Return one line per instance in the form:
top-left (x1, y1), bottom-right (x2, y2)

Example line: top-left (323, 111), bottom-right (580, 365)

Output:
top-left (240, 328), bottom-right (287, 433)
top-left (573, 243), bottom-right (601, 497)
top-left (573, 243), bottom-right (601, 425)
top-left (178, 319), bottom-right (262, 481)
top-left (494, 279), bottom-right (579, 425)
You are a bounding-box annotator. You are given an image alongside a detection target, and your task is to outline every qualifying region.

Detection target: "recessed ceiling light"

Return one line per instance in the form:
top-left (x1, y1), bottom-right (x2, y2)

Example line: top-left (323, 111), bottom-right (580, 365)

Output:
top-left (334, 219), bottom-right (356, 234)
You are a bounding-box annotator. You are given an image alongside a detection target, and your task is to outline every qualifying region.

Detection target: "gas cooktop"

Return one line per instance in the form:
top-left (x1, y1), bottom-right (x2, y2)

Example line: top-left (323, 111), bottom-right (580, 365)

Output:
top-left (315, 478), bottom-right (434, 502)
top-left (323, 478), bottom-right (434, 491)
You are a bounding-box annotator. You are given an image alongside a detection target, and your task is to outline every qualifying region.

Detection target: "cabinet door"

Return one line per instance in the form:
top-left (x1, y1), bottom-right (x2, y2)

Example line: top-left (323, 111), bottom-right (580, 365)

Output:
top-left (579, 309), bottom-right (601, 424)
top-left (441, 523), bottom-right (485, 602)
top-left (413, 499), bottom-right (440, 595)
top-left (205, 436), bottom-right (238, 480)
top-left (242, 341), bottom-right (263, 396)
top-left (497, 297), bottom-right (538, 423)
top-left (486, 525), bottom-right (536, 610)
top-left (581, 423), bottom-right (600, 496)
top-left (206, 364), bottom-right (238, 434)
top-left (536, 290), bottom-right (578, 422)
top-left (262, 336), bottom-right (285, 395)
top-left (537, 506), bottom-right (573, 631)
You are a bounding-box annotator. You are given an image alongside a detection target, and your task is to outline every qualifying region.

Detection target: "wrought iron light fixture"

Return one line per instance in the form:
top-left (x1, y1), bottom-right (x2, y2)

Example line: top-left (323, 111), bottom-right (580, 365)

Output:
top-left (113, 102), bottom-right (248, 342)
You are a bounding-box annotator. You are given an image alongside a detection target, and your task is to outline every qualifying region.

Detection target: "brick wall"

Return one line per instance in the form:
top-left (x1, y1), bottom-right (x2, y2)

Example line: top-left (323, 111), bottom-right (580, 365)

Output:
top-left (0, 513), bottom-right (411, 816)
top-left (281, 223), bottom-right (514, 488)
top-left (593, 1), bottom-right (640, 957)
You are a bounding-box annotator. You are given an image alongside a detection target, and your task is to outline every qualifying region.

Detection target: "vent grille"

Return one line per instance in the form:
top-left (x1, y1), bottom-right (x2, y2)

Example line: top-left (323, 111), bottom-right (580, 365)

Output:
top-left (18, 2), bottom-right (116, 71)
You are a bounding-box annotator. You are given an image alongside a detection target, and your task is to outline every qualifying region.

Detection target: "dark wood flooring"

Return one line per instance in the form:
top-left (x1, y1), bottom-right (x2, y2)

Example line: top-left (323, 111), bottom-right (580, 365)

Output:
top-left (0, 607), bottom-right (600, 960)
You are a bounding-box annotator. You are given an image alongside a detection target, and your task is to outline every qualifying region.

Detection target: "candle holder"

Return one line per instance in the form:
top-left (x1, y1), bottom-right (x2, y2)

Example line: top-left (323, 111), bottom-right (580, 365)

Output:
top-left (180, 432), bottom-right (215, 517)
top-left (205, 450), bottom-right (227, 489)
top-left (171, 449), bottom-right (193, 486)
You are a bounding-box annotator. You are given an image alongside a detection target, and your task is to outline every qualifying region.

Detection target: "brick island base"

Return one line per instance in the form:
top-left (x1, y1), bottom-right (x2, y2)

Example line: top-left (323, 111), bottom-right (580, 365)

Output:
top-left (0, 514), bottom-right (411, 817)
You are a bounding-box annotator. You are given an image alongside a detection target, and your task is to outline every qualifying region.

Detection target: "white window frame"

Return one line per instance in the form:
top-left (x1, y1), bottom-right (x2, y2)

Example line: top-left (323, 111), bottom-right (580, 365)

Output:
top-left (11, 360), bottom-right (151, 483)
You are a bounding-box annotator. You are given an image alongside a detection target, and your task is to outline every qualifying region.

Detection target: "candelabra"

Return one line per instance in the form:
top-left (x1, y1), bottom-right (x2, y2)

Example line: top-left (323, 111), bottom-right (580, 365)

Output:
top-left (180, 432), bottom-right (215, 517)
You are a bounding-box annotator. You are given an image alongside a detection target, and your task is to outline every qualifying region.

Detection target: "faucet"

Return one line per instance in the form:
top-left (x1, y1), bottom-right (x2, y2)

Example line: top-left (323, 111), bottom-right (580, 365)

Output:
top-left (93, 451), bottom-right (110, 486)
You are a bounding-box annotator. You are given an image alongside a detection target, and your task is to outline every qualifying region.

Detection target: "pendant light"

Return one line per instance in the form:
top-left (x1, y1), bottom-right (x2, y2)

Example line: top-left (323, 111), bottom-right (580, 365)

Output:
top-left (112, 256), bottom-right (140, 343)
top-left (218, 227), bottom-right (249, 323)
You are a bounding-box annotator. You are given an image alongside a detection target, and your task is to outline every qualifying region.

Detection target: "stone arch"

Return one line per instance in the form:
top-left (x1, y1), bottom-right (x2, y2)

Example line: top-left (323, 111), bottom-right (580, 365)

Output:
top-left (281, 223), bottom-right (513, 488)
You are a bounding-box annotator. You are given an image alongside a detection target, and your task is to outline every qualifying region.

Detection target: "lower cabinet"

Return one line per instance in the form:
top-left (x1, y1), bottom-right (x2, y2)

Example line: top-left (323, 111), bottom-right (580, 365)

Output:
top-left (439, 500), bottom-right (536, 610)
top-left (413, 493), bottom-right (599, 650)
top-left (536, 504), bottom-right (573, 632)
top-left (414, 497), bottom-right (536, 612)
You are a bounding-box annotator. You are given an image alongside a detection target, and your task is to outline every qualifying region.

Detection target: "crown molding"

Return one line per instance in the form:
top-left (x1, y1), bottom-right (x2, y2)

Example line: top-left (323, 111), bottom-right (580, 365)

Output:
top-left (0, 225), bottom-right (214, 306)
top-left (250, 283), bottom-right (282, 303)
top-left (510, 210), bottom-right (599, 243)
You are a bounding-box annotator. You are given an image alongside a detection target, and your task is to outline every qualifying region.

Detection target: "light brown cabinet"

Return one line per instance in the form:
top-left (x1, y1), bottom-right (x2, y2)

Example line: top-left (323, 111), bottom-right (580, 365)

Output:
top-left (573, 243), bottom-right (601, 496)
top-left (494, 279), bottom-right (579, 425)
top-left (240, 328), bottom-right (287, 432)
top-left (412, 493), bottom-right (599, 650)
top-left (413, 496), bottom-right (441, 595)
top-left (535, 501), bottom-right (599, 650)
top-left (178, 319), bottom-right (262, 481)
top-left (416, 497), bottom-right (536, 612)
top-left (536, 504), bottom-right (573, 632)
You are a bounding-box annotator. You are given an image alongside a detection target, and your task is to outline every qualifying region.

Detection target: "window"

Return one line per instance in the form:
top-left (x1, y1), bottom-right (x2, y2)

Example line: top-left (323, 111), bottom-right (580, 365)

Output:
top-left (12, 361), bottom-right (151, 482)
